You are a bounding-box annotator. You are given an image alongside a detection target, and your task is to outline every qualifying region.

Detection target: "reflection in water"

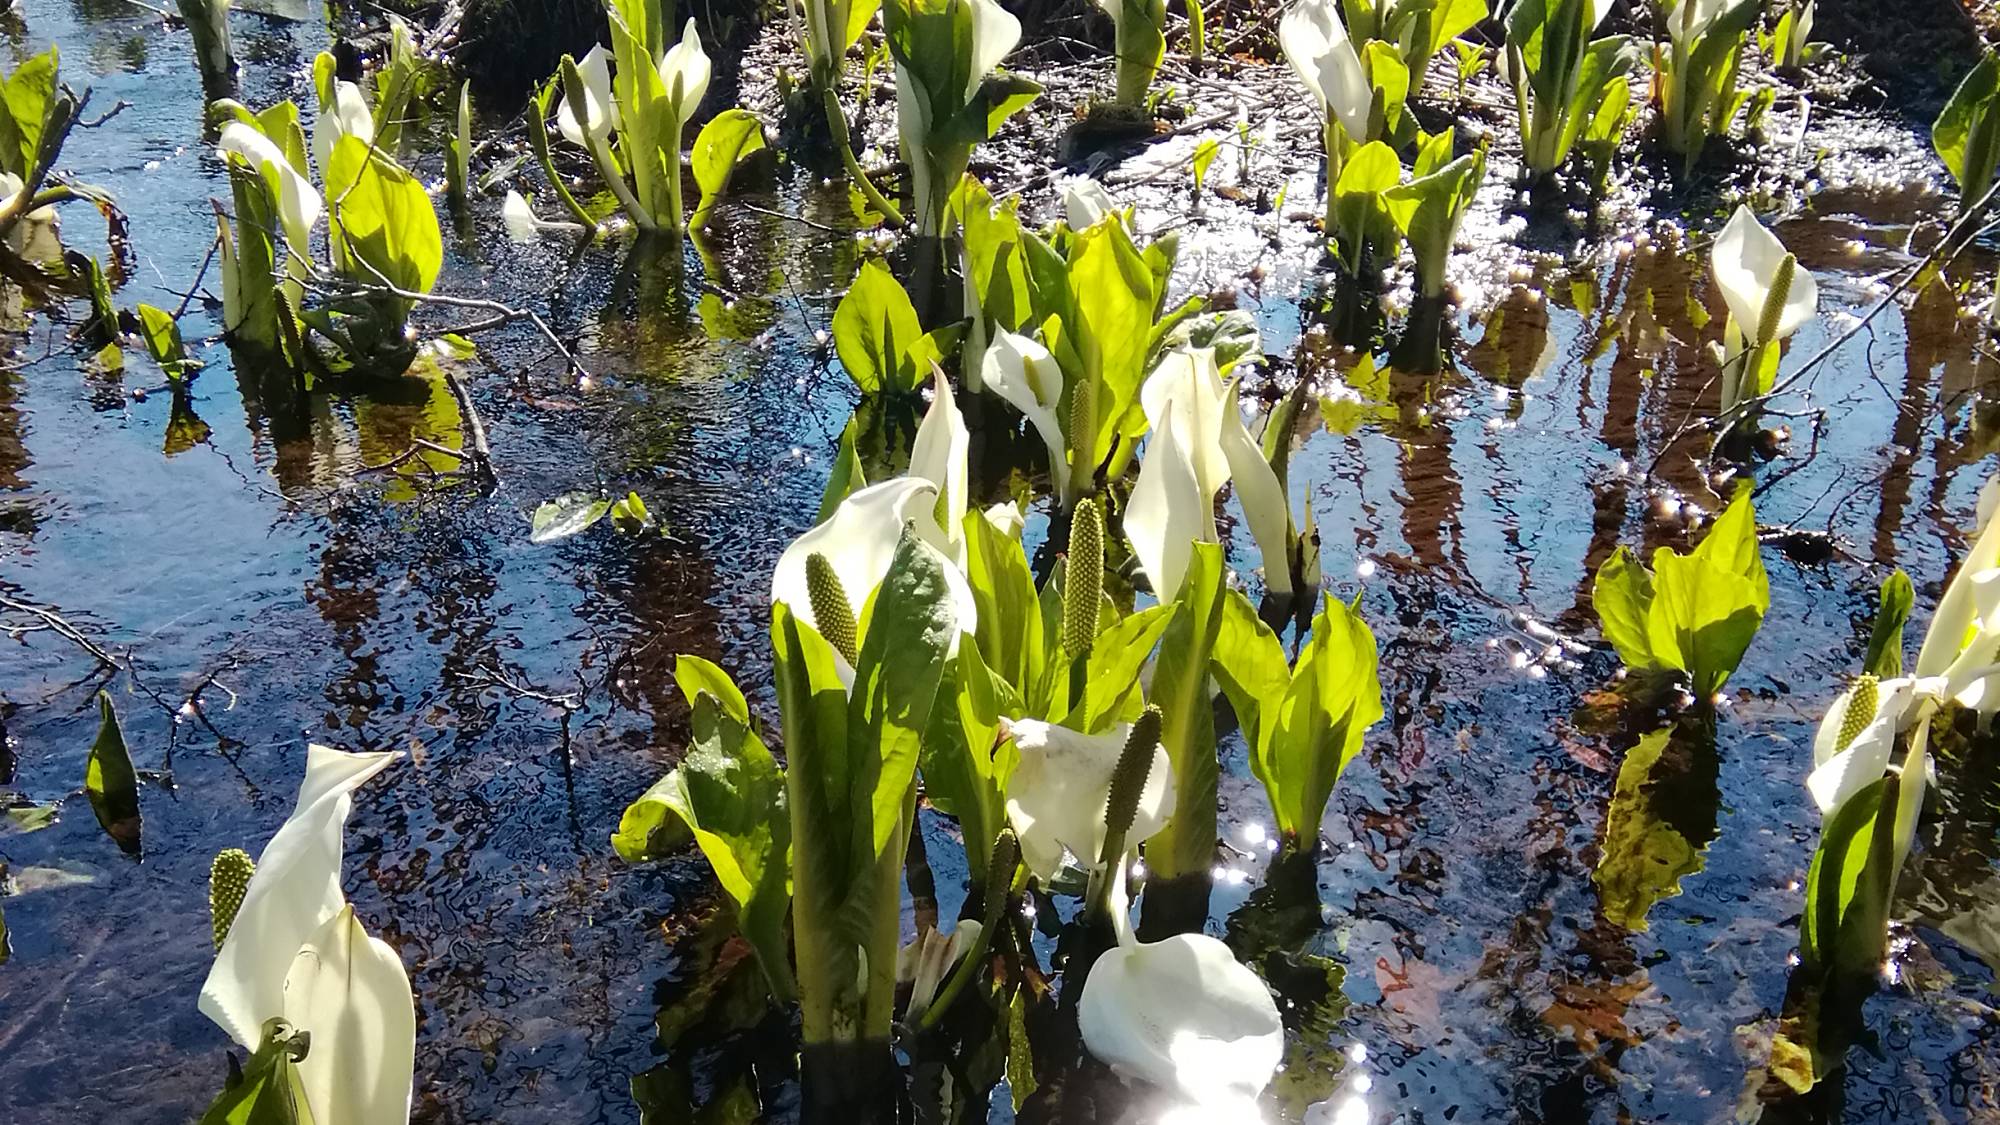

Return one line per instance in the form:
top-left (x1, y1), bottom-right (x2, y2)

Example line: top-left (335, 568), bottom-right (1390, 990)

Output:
top-left (1591, 721), bottom-right (1721, 931)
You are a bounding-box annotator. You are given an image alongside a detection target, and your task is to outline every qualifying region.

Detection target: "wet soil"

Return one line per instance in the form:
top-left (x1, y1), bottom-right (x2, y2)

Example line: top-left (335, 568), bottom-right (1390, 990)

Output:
top-left (0, 3), bottom-right (1998, 1124)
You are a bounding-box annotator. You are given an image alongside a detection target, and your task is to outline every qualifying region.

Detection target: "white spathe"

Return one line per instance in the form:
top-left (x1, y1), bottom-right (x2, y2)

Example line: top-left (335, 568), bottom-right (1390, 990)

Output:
top-left (660, 19), bottom-right (712, 119)
top-left (1002, 717), bottom-right (1174, 879)
top-left (1220, 381), bottom-right (1296, 597)
top-left (965, 0), bottom-right (1023, 102)
top-left (1711, 206), bottom-right (1818, 346)
top-left (1805, 676), bottom-right (1937, 815)
top-left (1126, 409), bottom-right (1207, 602)
top-left (200, 745), bottom-right (403, 1047)
top-left (769, 477), bottom-right (979, 636)
top-left (312, 79), bottom-right (374, 179)
top-left (908, 370), bottom-right (970, 558)
top-left (1062, 177), bottom-right (1117, 230)
top-left (1670, 0), bottom-right (1729, 48)
top-left (1279, 0), bottom-right (1372, 142)
top-left (217, 122), bottom-right (323, 254)
top-left (980, 331), bottom-right (1070, 500)
top-left (1077, 929), bottom-right (1285, 1107)
top-left (1918, 507), bottom-right (2000, 678)
top-left (283, 905), bottom-right (416, 1125)
top-left (555, 44), bottom-right (620, 148)
top-left (502, 190), bottom-right (543, 242)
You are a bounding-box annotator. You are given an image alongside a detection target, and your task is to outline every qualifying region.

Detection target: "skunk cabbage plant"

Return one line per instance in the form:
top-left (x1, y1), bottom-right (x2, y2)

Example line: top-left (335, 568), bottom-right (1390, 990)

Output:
top-left (1772, 497), bottom-right (2000, 1092)
top-left (1708, 205), bottom-right (1818, 412)
top-left (549, 1), bottom-right (711, 236)
top-left (883, 0), bottom-right (1038, 236)
top-left (212, 83), bottom-right (443, 375)
top-left (1653, 0), bottom-right (1761, 173)
top-left (796, 0), bottom-right (905, 223)
top-left (830, 258), bottom-right (960, 394)
top-left (0, 50), bottom-right (109, 260)
top-left (197, 746), bottom-right (413, 1125)
top-left (1500, 0), bottom-right (1636, 179)
top-left (1283, 0), bottom-right (1413, 236)
top-left (1591, 484), bottom-right (1769, 702)
top-left (1383, 128), bottom-right (1486, 300)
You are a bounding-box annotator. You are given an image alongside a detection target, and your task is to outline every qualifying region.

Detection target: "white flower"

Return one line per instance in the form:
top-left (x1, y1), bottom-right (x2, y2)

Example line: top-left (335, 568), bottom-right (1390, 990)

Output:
top-left (659, 19), bottom-right (712, 120)
top-left (554, 44), bottom-right (620, 148)
top-left (198, 745), bottom-right (412, 1124)
top-left (1279, 0), bottom-right (1372, 142)
top-left (1078, 926), bottom-right (1283, 1108)
top-left (1805, 676), bottom-right (1935, 815)
top-left (983, 500), bottom-right (1025, 539)
top-left (1126, 408), bottom-right (1207, 602)
top-left (1711, 206), bottom-right (1818, 347)
top-left (1062, 177), bottom-right (1118, 230)
top-left (217, 121), bottom-right (323, 254)
top-left (980, 331), bottom-right (1070, 500)
top-left (312, 79), bottom-right (374, 178)
top-left (1002, 717), bottom-right (1174, 879)
top-left (282, 905), bottom-right (417, 1125)
top-left (502, 190), bottom-right (543, 242)
top-left (965, 0), bottom-right (1022, 101)
top-left (1137, 348), bottom-right (1297, 597)
top-left (908, 370), bottom-right (970, 560)
top-left (770, 477), bottom-right (979, 640)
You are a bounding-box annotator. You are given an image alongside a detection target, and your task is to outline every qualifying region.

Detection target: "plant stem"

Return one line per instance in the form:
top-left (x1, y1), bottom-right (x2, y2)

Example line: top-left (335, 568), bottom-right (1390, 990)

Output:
top-left (819, 82), bottom-right (904, 229)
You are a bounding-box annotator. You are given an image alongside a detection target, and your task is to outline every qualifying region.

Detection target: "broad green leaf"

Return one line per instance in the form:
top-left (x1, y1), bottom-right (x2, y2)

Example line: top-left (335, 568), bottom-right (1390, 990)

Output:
top-left (690, 109), bottom-right (767, 230)
top-left (529, 492), bottom-right (613, 543)
top-left (771, 602), bottom-right (856, 1040)
top-left (1383, 148), bottom-right (1485, 298)
top-left (1592, 545), bottom-right (1657, 669)
top-left (832, 258), bottom-right (924, 394)
top-left (1065, 602), bottom-right (1178, 732)
top-left (1209, 588), bottom-right (1291, 764)
top-left (1066, 218), bottom-right (1156, 466)
top-left (1864, 569), bottom-right (1913, 679)
top-left (920, 640), bottom-right (1022, 881)
top-left (628, 689), bottom-right (795, 999)
top-left (1330, 140), bottom-right (1401, 266)
top-left (84, 692), bottom-right (141, 857)
top-left (843, 527), bottom-right (958, 897)
top-left (1556, 36), bottom-right (1639, 162)
top-left (1935, 52), bottom-right (2000, 201)
top-left (1592, 724), bottom-right (1719, 930)
top-left (962, 505), bottom-right (1043, 689)
top-left (952, 177), bottom-right (1032, 333)
top-left (0, 48), bottom-right (57, 180)
top-left (1646, 485), bottom-right (1769, 697)
top-left (1362, 40), bottom-right (1410, 135)
top-left (674, 653), bottom-right (750, 721)
top-left (1158, 310), bottom-right (1262, 375)
top-left (137, 304), bottom-right (194, 379)
top-left (609, 773), bottom-right (696, 863)
top-left (324, 134), bottom-right (443, 306)
top-left (1264, 595), bottom-right (1383, 844)
top-left (195, 1026), bottom-right (316, 1125)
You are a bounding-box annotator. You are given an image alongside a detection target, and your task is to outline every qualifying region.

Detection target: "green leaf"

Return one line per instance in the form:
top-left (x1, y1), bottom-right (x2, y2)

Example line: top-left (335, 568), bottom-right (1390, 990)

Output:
top-left (1383, 146), bottom-right (1485, 299)
top-left (446, 81), bottom-right (472, 209)
top-left (843, 527), bottom-right (959, 898)
top-left (1263, 595), bottom-right (1383, 844)
top-left (3, 802), bottom-right (58, 835)
top-left (84, 692), bottom-right (141, 858)
top-left (609, 491), bottom-right (655, 532)
top-left (1930, 56), bottom-right (1993, 192)
top-left (1556, 36), bottom-right (1640, 163)
top-left (1065, 603), bottom-right (1178, 733)
top-left (1329, 140), bottom-right (1401, 268)
top-left (324, 134), bottom-right (444, 306)
top-left (690, 109), bottom-right (767, 230)
top-left (1210, 588), bottom-right (1292, 770)
top-left (819, 417), bottom-right (868, 521)
top-left (627, 680), bottom-right (795, 999)
top-left (1592, 545), bottom-right (1657, 669)
top-left (962, 504), bottom-right (1043, 690)
top-left (1647, 485), bottom-right (1769, 698)
top-left (137, 304), bottom-right (194, 379)
top-left (1066, 219), bottom-right (1157, 467)
top-left (529, 492), bottom-right (613, 543)
top-left (197, 1024), bottom-right (316, 1125)
top-left (0, 48), bottom-right (57, 180)
top-left (1592, 724), bottom-right (1720, 930)
top-left (832, 258), bottom-right (925, 395)
top-left (1191, 137), bottom-right (1220, 193)
top-left (920, 640), bottom-right (1021, 882)
top-left (1864, 570), bottom-right (1913, 679)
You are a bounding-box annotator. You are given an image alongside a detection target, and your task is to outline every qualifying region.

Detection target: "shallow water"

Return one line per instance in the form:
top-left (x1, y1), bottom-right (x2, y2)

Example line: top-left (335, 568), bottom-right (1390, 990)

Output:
top-left (0, 4), bottom-right (1996, 1124)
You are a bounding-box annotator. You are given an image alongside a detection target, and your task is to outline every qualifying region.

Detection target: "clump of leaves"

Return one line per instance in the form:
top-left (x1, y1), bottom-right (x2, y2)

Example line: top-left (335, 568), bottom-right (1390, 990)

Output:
top-left (1591, 484), bottom-right (1769, 703)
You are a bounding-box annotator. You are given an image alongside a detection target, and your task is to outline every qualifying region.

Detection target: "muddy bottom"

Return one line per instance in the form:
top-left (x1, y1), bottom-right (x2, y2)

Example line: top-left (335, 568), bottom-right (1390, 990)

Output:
top-left (0, 3), bottom-right (1997, 1124)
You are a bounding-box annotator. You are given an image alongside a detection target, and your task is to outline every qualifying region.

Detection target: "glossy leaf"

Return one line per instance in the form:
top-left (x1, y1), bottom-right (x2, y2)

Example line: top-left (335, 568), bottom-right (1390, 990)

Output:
top-left (84, 692), bottom-right (141, 857)
top-left (529, 492), bottom-right (613, 543)
top-left (832, 258), bottom-right (925, 394)
top-left (690, 109), bottom-right (766, 230)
